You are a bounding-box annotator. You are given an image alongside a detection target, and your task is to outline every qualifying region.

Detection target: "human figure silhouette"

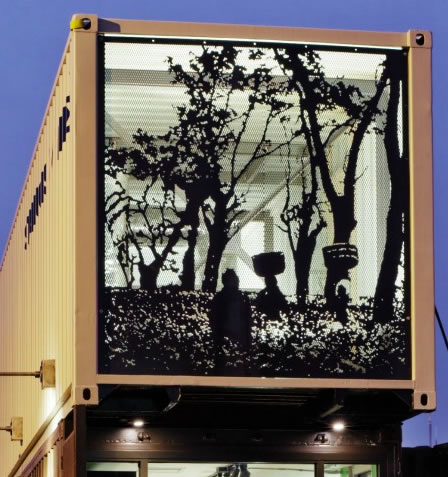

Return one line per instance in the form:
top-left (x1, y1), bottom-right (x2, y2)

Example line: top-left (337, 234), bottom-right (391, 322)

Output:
top-left (209, 269), bottom-right (252, 374)
top-left (255, 275), bottom-right (287, 320)
top-left (334, 284), bottom-right (349, 324)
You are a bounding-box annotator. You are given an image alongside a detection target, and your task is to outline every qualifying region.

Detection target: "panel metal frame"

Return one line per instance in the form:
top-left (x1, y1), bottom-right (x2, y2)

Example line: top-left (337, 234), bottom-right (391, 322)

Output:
top-left (72, 15), bottom-right (100, 407)
top-left (85, 426), bottom-right (397, 477)
top-left (70, 14), bottom-right (434, 410)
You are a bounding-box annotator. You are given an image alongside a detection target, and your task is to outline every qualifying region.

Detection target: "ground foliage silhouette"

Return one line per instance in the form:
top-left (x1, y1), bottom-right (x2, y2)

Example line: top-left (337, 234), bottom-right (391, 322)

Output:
top-left (100, 287), bottom-right (409, 378)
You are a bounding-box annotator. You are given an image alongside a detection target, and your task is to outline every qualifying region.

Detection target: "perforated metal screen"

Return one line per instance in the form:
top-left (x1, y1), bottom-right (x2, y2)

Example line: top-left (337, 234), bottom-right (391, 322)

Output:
top-left (98, 37), bottom-right (410, 379)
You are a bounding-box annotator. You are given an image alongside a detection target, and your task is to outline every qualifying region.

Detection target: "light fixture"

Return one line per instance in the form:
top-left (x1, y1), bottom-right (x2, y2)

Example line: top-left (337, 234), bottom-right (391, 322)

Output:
top-left (0, 417), bottom-right (23, 444)
top-left (332, 421), bottom-right (345, 432)
top-left (0, 360), bottom-right (55, 389)
top-left (39, 360), bottom-right (56, 389)
top-left (133, 419), bottom-right (145, 428)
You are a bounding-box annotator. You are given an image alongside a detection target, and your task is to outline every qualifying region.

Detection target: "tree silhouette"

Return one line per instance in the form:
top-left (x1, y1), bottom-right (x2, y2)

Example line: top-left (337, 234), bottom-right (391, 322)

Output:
top-left (199, 48), bottom-right (301, 291)
top-left (275, 46), bottom-right (388, 305)
top-left (373, 52), bottom-right (409, 323)
top-left (279, 153), bottom-right (326, 309)
top-left (105, 43), bottom-right (403, 315)
top-left (132, 45), bottom-right (298, 291)
top-left (104, 178), bottom-right (134, 286)
top-left (104, 145), bottom-right (184, 289)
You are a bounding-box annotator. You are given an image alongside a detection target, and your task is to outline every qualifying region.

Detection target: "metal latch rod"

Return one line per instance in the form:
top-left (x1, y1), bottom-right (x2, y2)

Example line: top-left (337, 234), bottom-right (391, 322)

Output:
top-left (0, 360), bottom-right (55, 388)
top-left (0, 371), bottom-right (40, 378)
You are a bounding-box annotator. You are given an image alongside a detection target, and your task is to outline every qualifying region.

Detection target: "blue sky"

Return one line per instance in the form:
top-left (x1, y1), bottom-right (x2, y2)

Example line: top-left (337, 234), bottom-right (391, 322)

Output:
top-left (0, 0), bottom-right (446, 446)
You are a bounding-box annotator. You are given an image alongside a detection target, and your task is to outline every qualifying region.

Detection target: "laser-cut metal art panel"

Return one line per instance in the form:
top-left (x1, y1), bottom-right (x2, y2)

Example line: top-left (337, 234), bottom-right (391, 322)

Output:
top-left (98, 38), bottom-right (410, 379)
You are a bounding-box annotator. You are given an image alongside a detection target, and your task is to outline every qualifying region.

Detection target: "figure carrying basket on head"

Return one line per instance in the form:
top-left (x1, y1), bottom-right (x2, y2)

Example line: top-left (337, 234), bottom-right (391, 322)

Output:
top-left (252, 252), bottom-right (287, 320)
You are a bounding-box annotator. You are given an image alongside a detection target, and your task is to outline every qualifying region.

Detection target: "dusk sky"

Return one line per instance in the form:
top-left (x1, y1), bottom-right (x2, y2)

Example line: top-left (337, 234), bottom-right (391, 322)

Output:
top-left (0, 0), bottom-right (446, 446)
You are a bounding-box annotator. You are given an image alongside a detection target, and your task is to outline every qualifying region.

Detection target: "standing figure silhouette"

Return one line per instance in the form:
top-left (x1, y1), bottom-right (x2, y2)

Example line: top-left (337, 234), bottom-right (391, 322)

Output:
top-left (255, 275), bottom-right (287, 320)
top-left (334, 284), bottom-right (349, 324)
top-left (209, 269), bottom-right (252, 375)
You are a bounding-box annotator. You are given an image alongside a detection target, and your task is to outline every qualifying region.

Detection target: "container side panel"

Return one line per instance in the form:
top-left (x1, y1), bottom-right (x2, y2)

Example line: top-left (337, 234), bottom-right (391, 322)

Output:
top-left (0, 39), bottom-right (75, 472)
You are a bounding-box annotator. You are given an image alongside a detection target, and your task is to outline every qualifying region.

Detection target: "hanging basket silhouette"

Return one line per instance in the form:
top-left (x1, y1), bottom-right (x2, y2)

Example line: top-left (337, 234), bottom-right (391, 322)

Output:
top-left (252, 252), bottom-right (285, 278)
top-left (323, 243), bottom-right (359, 270)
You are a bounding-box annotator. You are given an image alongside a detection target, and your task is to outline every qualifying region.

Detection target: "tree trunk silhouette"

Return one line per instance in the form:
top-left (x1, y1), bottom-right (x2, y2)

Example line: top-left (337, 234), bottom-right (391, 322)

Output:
top-left (324, 196), bottom-right (357, 303)
top-left (295, 234), bottom-right (317, 310)
top-left (374, 55), bottom-right (408, 323)
top-left (274, 48), bottom-right (385, 306)
top-left (180, 194), bottom-right (203, 290)
top-left (139, 262), bottom-right (159, 290)
top-left (130, 234), bottom-right (159, 291)
top-left (280, 151), bottom-right (326, 309)
top-left (202, 196), bottom-right (229, 292)
top-left (138, 221), bottom-right (184, 291)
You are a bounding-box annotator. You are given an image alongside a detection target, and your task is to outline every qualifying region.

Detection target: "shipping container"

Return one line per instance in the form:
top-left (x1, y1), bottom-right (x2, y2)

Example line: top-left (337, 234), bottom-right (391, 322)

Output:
top-left (0, 14), bottom-right (435, 477)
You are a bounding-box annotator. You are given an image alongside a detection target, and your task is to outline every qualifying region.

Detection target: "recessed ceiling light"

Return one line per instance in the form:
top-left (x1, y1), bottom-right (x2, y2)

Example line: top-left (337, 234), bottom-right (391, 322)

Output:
top-left (133, 419), bottom-right (145, 428)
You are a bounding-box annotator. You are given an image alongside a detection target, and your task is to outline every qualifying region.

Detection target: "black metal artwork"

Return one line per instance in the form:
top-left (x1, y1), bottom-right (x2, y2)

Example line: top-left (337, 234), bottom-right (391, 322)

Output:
top-left (98, 39), bottom-right (411, 379)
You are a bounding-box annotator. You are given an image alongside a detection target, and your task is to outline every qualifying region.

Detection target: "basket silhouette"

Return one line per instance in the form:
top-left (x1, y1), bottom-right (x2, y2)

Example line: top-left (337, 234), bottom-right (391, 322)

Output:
top-left (322, 243), bottom-right (358, 270)
top-left (252, 252), bottom-right (285, 278)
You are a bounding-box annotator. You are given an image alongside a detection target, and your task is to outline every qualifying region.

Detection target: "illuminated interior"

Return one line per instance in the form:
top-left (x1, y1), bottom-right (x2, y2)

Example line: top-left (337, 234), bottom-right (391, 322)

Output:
top-left (86, 461), bottom-right (378, 477)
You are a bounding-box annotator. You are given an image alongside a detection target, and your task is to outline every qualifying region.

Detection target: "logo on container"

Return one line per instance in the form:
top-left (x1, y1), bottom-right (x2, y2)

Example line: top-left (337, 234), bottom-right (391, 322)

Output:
top-left (24, 165), bottom-right (47, 250)
top-left (58, 96), bottom-right (70, 152)
top-left (23, 95), bottom-right (72, 249)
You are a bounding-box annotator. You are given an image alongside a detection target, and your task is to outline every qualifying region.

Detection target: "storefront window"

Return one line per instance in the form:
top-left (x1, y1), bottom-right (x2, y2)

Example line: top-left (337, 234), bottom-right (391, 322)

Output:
top-left (147, 463), bottom-right (316, 477)
top-left (324, 464), bottom-right (377, 477)
top-left (87, 461), bottom-right (139, 476)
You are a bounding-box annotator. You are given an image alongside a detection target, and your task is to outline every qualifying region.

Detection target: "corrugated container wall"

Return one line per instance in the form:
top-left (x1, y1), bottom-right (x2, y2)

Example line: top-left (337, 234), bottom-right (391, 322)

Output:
top-left (0, 36), bottom-right (74, 471)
